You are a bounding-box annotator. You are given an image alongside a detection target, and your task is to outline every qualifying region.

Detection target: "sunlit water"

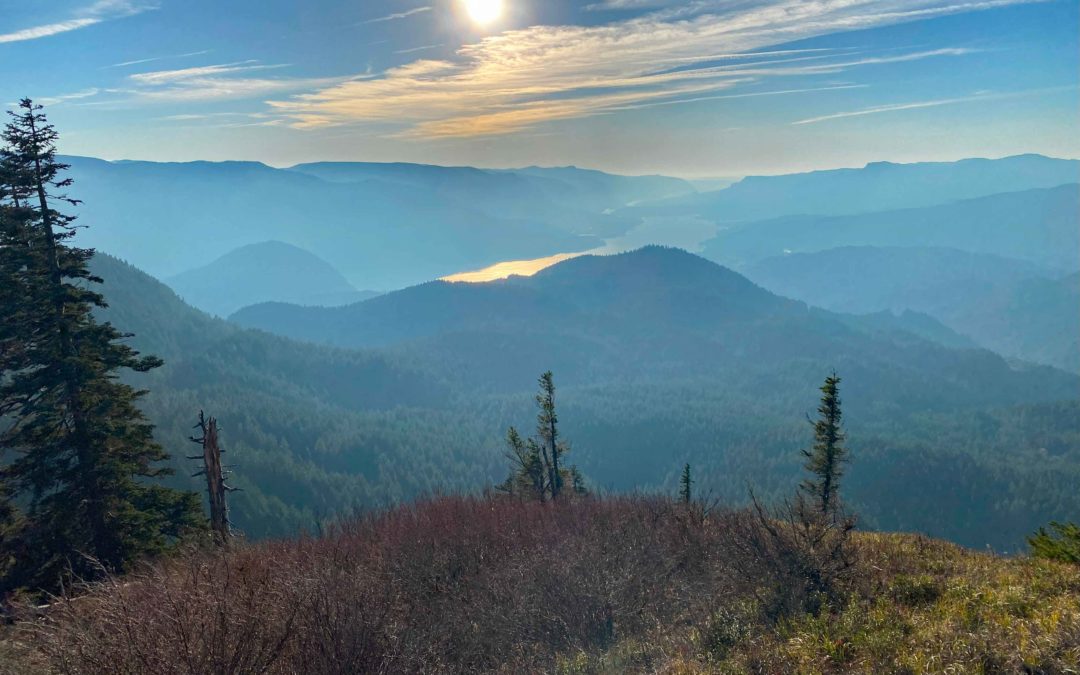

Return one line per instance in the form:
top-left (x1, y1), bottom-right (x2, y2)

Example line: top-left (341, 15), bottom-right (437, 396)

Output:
top-left (441, 216), bottom-right (718, 283)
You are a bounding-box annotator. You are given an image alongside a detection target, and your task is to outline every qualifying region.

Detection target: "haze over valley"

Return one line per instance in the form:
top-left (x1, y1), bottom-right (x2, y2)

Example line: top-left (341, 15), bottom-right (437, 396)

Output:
top-left (2, 0), bottom-right (1079, 670)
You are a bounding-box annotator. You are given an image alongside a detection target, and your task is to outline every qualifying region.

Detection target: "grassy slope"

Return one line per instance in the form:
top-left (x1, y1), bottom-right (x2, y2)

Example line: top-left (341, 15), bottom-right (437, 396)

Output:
top-left (3, 496), bottom-right (1077, 674)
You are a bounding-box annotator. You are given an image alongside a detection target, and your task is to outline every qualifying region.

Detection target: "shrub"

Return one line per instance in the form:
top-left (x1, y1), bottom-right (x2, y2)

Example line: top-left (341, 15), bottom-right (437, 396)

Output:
top-left (1029, 521), bottom-right (1080, 564)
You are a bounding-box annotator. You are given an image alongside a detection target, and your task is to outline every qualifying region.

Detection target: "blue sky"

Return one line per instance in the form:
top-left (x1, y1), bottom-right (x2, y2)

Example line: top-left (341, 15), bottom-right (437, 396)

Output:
top-left (1, 0), bottom-right (1077, 176)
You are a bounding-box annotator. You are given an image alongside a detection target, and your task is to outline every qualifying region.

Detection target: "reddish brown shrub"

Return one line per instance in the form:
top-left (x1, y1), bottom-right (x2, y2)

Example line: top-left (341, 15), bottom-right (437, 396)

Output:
top-left (10, 496), bottom-right (751, 674)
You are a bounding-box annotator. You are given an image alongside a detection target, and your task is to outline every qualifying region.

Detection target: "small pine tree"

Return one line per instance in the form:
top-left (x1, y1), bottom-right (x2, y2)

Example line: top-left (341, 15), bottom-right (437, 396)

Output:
top-left (0, 99), bottom-right (201, 594)
top-left (497, 427), bottom-right (546, 500)
top-left (800, 373), bottom-right (847, 516)
top-left (679, 463), bottom-right (693, 504)
top-left (498, 372), bottom-right (585, 500)
top-left (1028, 522), bottom-right (1080, 564)
top-left (536, 371), bottom-right (563, 499)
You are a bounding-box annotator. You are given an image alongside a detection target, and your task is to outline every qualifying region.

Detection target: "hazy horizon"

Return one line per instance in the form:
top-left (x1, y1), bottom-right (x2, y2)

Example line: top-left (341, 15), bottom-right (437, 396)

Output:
top-left (56, 150), bottom-right (1080, 182)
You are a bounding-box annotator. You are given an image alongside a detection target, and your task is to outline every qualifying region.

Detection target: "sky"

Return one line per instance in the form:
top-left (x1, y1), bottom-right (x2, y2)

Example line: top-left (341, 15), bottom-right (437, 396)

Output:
top-left (1, 0), bottom-right (1077, 176)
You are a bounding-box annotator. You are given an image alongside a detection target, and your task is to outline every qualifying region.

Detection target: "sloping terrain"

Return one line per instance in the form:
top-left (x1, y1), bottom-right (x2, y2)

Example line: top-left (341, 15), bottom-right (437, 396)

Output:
top-left (5, 496), bottom-right (1078, 674)
top-left (699, 184), bottom-right (1080, 270)
top-left (167, 241), bottom-right (378, 317)
top-left (745, 246), bottom-right (1080, 371)
top-left (632, 153), bottom-right (1079, 223)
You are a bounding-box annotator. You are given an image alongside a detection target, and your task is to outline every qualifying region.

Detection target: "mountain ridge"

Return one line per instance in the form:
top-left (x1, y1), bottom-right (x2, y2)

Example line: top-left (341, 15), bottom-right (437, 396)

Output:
top-left (167, 241), bottom-right (379, 317)
top-left (630, 153), bottom-right (1079, 223)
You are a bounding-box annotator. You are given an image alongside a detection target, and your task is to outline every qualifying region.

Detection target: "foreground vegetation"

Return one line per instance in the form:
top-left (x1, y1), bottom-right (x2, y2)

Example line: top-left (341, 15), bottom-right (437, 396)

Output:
top-left (2, 495), bottom-right (1078, 674)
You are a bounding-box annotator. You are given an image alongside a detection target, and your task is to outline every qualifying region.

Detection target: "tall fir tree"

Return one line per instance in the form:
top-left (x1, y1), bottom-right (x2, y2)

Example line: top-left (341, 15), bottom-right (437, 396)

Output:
top-left (0, 99), bottom-right (201, 595)
top-left (498, 371), bottom-right (584, 500)
top-left (800, 373), bottom-right (847, 516)
top-left (536, 371), bottom-right (563, 499)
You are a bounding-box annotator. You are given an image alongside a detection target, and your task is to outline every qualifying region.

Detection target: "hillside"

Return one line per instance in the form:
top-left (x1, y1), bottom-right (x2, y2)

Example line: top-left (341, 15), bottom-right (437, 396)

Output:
top-left (745, 246), bottom-right (1080, 372)
top-left (224, 248), bottom-right (1080, 548)
top-left (231, 246), bottom-right (1065, 406)
top-left (166, 241), bottom-right (378, 317)
top-left (5, 496), bottom-right (1079, 674)
top-left (80, 249), bottom-right (1080, 548)
top-left (90, 254), bottom-right (497, 538)
top-left (632, 154), bottom-right (1080, 223)
top-left (700, 184), bottom-right (1080, 271)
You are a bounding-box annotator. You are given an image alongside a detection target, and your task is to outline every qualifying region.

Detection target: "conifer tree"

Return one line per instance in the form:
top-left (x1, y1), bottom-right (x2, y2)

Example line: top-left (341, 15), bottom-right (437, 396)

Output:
top-left (679, 463), bottom-right (693, 504)
top-left (0, 99), bottom-right (200, 594)
top-left (498, 371), bottom-right (585, 500)
top-left (1028, 522), bottom-right (1080, 564)
top-left (800, 373), bottom-right (847, 516)
top-left (536, 371), bottom-right (563, 499)
top-left (497, 427), bottom-right (546, 500)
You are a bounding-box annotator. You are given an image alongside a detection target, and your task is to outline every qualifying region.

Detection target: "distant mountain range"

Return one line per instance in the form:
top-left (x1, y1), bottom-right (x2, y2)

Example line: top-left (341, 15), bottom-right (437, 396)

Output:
top-left (167, 241), bottom-right (380, 317)
top-left (700, 184), bottom-right (1080, 271)
top-left (289, 162), bottom-right (692, 226)
top-left (63, 153), bottom-right (1078, 296)
top-left (631, 154), bottom-right (1079, 223)
top-left (62, 156), bottom-right (693, 289)
top-left (745, 246), bottom-right (1080, 373)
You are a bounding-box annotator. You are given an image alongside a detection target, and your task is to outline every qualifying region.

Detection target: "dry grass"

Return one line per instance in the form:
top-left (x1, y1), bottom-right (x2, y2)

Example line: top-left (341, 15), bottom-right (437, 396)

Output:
top-left (2, 496), bottom-right (1078, 674)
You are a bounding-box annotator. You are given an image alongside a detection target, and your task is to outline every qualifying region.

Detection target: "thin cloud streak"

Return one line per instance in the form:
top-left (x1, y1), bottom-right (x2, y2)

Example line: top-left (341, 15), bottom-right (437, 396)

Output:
top-left (129, 62), bottom-right (289, 85)
top-left (109, 50), bottom-right (210, 68)
top-left (0, 0), bottom-right (155, 44)
top-left (361, 6), bottom-right (432, 24)
top-left (0, 19), bottom-right (100, 44)
top-left (393, 43), bottom-right (445, 54)
top-left (792, 85), bottom-right (1079, 124)
top-left (611, 84), bottom-right (871, 112)
top-left (38, 88), bottom-right (102, 106)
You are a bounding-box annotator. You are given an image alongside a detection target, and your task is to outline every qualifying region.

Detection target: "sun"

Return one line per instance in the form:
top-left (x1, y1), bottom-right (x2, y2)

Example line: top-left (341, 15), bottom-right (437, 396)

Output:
top-left (463, 0), bottom-right (504, 26)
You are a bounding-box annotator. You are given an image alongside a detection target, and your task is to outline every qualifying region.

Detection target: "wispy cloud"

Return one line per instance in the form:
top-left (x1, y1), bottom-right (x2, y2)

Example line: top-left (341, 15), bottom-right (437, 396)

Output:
top-left (584, 0), bottom-right (682, 10)
top-left (129, 61), bottom-right (288, 85)
top-left (38, 88), bottom-right (102, 106)
top-left (611, 84), bottom-right (870, 112)
top-left (393, 43), bottom-right (444, 55)
top-left (109, 49), bottom-right (210, 68)
top-left (792, 85), bottom-right (1077, 125)
top-left (361, 6), bottom-right (432, 24)
top-left (0, 0), bottom-right (155, 44)
top-left (123, 61), bottom-right (349, 103)
top-left (268, 0), bottom-right (1032, 139)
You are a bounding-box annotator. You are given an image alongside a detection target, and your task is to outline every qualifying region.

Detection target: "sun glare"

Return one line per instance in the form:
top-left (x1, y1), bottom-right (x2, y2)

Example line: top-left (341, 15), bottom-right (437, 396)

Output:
top-left (463, 0), bottom-right (504, 26)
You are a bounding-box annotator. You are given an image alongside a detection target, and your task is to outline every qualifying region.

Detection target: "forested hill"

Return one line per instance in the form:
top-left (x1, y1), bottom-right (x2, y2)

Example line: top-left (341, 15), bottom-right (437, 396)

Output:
top-left (167, 241), bottom-right (379, 317)
top-left (745, 246), bottom-right (1080, 373)
top-left (230, 246), bottom-right (1071, 407)
top-left (90, 249), bottom-right (1080, 548)
top-left (91, 254), bottom-right (490, 538)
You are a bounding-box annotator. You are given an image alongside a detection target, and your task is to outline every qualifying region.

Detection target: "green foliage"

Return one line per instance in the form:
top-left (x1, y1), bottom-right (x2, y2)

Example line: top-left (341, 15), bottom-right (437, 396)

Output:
top-left (887, 573), bottom-right (943, 607)
top-left (800, 373), bottom-right (847, 515)
top-left (0, 100), bottom-right (201, 596)
top-left (679, 463), bottom-right (692, 504)
top-left (499, 372), bottom-right (585, 500)
top-left (1028, 521), bottom-right (1080, 564)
